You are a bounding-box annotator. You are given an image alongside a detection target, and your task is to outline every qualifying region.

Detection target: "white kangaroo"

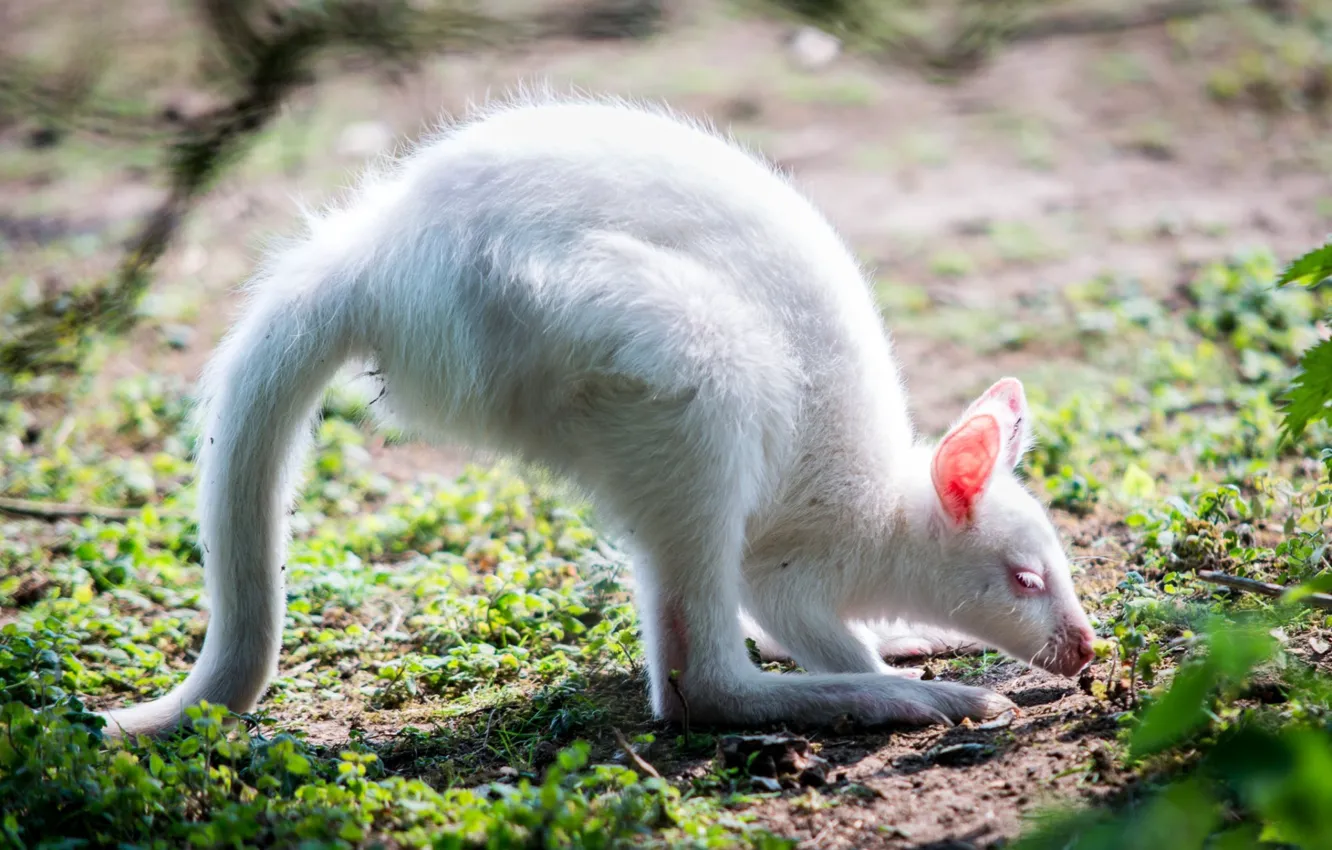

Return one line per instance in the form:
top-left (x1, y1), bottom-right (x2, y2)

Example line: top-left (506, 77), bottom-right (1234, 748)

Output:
top-left (100, 93), bottom-right (1095, 739)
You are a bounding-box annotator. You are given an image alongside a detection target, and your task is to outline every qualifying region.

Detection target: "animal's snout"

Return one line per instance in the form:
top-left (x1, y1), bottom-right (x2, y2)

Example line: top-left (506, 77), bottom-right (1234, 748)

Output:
top-left (1052, 622), bottom-right (1096, 677)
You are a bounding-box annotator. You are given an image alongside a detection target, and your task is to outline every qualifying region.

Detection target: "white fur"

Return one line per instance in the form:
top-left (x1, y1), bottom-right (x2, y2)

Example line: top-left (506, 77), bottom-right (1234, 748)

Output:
top-left (100, 92), bottom-right (1094, 739)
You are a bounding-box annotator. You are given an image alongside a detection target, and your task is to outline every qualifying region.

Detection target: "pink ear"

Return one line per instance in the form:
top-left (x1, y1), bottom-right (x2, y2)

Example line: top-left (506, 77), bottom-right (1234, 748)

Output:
top-left (978, 377), bottom-right (1025, 417)
top-left (962, 377), bottom-right (1029, 470)
top-left (931, 414), bottom-right (1001, 526)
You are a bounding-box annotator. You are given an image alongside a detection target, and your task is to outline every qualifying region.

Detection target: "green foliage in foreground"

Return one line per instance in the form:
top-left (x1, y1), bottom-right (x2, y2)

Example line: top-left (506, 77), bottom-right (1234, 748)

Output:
top-left (1017, 614), bottom-right (1332, 850)
top-left (1274, 240), bottom-right (1332, 442)
top-left (1006, 244), bottom-right (1332, 849)
top-left (0, 381), bottom-right (779, 846)
top-left (0, 687), bottom-right (765, 850)
top-left (0, 463), bottom-right (781, 848)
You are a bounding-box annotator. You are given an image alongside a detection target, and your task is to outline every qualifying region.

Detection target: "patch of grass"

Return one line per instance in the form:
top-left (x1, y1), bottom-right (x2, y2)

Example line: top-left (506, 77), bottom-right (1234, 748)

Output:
top-left (987, 220), bottom-right (1063, 264)
top-left (1093, 51), bottom-right (1151, 86)
top-left (928, 248), bottom-right (977, 277)
top-left (0, 376), bottom-right (786, 847)
top-left (1118, 120), bottom-right (1177, 162)
top-left (986, 112), bottom-right (1057, 170)
top-left (1170, 4), bottom-right (1332, 114)
top-left (850, 143), bottom-right (897, 170)
top-left (898, 130), bottom-right (952, 167)
top-left (873, 280), bottom-right (932, 314)
top-left (780, 72), bottom-right (880, 107)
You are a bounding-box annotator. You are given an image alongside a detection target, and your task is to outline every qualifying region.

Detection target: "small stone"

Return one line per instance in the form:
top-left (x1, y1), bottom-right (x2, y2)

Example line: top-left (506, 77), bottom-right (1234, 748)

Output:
top-left (179, 244), bottom-right (208, 276)
top-left (26, 126), bottom-right (62, 149)
top-left (929, 742), bottom-right (994, 767)
top-left (162, 323), bottom-right (196, 351)
top-left (719, 733), bottom-right (830, 787)
top-left (788, 26), bottom-right (841, 70)
top-left (532, 740), bottom-right (559, 768)
top-left (1310, 636), bottom-right (1329, 655)
top-left (338, 121), bottom-right (395, 159)
top-left (16, 277), bottom-right (43, 309)
top-left (976, 709), bottom-right (1017, 730)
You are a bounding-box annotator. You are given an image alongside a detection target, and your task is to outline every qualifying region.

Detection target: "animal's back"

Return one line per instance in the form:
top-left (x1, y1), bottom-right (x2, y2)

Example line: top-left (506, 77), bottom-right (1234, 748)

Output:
top-left (326, 95), bottom-right (913, 475)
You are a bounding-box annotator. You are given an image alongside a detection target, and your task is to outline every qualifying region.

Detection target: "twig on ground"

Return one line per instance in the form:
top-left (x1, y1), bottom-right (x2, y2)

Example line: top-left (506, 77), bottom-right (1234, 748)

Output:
top-left (612, 727), bottom-right (661, 779)
top-left (0, 496), bottom-right (179, 521)
top-left (668, 670), bottom-right (690, 747)
top-left (384, 603), bottom-right (405, 634)
top-left (1197, 570), bottom-right (1332, 611)
top-left (1009, 0), bottom-right (1241, 43)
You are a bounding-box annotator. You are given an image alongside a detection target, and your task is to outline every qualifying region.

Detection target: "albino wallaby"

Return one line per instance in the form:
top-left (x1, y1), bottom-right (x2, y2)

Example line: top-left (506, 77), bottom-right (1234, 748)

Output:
top-left (100, 93), bottom-right (1095, 739)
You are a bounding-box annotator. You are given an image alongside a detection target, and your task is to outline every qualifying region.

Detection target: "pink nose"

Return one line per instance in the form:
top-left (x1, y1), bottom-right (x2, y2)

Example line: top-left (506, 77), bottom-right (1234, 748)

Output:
top-left (1051, 624), bottom-right (1097, 677)
top-left (1074, 628), bottom-right (1095, 670)
top-left (1065, 626), bottom-right (1097, 671)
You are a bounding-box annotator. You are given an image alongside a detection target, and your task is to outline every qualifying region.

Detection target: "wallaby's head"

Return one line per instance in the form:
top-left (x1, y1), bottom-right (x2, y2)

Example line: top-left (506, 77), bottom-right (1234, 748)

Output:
top-left (907, 378), bottom-right (1095, 678)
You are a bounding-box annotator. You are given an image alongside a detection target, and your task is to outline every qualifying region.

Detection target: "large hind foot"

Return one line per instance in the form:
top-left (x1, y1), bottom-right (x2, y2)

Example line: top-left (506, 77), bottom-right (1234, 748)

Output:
top-left (673, 669), bottom-right (1014, 729)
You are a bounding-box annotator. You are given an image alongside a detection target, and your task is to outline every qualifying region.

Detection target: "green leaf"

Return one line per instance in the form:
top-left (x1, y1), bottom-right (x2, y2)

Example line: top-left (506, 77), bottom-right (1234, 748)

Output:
top-left (1207, 624), bottom-right (1276, 680)
top-left (1129, 661), bottom-right (1215, 760)
top-left (1279, 338), bottom-right (1332, 442)
top-left (1120, 464), bottom-right (1157, 501)
top-left (1276, 242), bottom-right (1332, 289)
top-left (1136, 780), bottom-right (1221, 849)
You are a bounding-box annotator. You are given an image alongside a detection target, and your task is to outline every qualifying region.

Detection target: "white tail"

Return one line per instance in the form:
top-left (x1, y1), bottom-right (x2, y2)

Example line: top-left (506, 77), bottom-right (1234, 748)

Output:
top-left (101, 249), bottom-right (363, 738)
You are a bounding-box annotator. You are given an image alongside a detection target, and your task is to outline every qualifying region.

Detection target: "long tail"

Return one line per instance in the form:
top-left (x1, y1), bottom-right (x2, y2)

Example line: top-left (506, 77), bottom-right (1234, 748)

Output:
top-left (101, 241), bottom-right (367, 739)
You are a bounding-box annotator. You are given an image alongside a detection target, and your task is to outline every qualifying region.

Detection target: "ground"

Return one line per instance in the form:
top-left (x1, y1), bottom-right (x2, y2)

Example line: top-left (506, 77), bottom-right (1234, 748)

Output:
top-left (3, 2), bottom-right (1332, 848)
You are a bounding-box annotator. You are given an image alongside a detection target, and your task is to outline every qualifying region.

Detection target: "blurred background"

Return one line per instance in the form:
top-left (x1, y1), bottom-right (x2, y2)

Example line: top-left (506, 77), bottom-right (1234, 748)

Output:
top-left (4, 0), bottom-right (1330, 438)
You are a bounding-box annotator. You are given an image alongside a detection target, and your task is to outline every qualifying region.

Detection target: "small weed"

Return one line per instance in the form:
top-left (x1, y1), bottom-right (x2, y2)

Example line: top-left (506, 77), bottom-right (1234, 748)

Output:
top-left (781, 73), bottom-right (879, 107)
top-left (929, 248), bottom-right (977, 277)
top-left (988, 221), bottom-right (1062, 265)
top-left (899, 131), bottom-right (952, 167)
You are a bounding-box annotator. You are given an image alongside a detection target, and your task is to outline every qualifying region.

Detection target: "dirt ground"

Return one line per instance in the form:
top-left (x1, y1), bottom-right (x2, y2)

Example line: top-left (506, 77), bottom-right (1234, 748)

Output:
top-left (6, 2), bottom-right (1332, 847)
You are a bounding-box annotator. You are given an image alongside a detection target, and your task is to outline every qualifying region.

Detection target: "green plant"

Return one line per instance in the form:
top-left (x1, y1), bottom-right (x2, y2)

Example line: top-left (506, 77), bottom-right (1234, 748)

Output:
top-left (1274, 241), bottom-right (1332, 442)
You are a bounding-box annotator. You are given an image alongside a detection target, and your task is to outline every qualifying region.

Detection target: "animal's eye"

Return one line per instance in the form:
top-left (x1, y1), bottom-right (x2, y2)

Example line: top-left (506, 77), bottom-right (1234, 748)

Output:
top-left (1009, 565), bottom-right (1046, 595)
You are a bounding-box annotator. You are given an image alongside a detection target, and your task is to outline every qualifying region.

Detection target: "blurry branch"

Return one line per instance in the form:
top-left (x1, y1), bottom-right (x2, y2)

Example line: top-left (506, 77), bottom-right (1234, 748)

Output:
top-left (0, 0), bottom-right (663, 381)
top-left (0, 496), bottom-right (177, 522)
top-left (1007, 0), bottom-right (1244, 43)
top-left (769, 0), bottom-right (1247, 73)
top-left (1197, 570), bottom-right (1332, 611)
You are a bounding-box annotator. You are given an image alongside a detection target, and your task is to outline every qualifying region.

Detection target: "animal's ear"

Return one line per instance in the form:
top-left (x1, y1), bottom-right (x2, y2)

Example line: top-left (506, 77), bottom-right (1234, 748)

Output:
top-left (960, 377), bottom-right (1032, 470)
top-left (930, 413), bottom-right (1001, 527)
